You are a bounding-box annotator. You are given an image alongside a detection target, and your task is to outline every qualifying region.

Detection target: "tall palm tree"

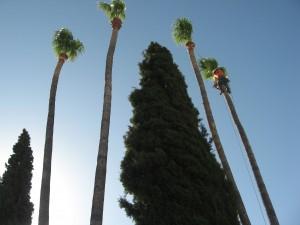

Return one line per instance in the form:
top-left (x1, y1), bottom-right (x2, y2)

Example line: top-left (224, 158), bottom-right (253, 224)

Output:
top-left (90, 1), bottom-right (125, 225)
top-left (200, 58), bottom-right (280, 225)
top-left (38, 28), bottom-right (84, 225)
top-left (172, 18), bottom-right (251, 225)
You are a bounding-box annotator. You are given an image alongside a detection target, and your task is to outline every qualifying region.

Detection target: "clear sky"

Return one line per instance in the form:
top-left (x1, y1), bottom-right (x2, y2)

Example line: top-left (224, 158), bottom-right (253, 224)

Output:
top-left (0, 0), bottom-right (299, 225)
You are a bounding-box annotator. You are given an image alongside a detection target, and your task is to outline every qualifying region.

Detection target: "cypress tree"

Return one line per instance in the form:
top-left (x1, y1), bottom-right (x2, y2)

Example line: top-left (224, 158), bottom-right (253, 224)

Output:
top-left (0, 129), bottom-right (34, 225)
top-left (120, 42), bottom-right (239, 225)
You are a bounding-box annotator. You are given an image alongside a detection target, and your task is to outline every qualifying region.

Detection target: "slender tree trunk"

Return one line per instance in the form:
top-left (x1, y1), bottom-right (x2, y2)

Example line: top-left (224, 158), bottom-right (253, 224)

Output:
top-left (223, 91), bottom-right (280, 225)
top-left (38, 56), bottom-right (65, 225)
top-left (186, 43), bottom-right (251, 225)
top-left (90, 26), bottom-right (119, 225)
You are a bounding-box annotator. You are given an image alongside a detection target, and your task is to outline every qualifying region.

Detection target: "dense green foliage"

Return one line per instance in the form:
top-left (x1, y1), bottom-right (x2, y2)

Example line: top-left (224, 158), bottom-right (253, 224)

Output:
top-left (52, 28), bottom-right (84, 61)
top-left (172, 18), bottom-right (193, 45)
top-left (120, 42), bottom-right (239, 225)
top-left (0, 129), bottom-right (34, 225)
top-left (199, 58), bottom-right (228, 79)
top-left (99, 0), bottom-right (126, 21)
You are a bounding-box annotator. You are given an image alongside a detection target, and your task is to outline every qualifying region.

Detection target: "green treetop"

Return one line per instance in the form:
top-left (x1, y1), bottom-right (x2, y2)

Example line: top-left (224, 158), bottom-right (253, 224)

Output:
top-left (172, 18), bottom-right (193, 45)
top-left (99, 0), bottom-right (126, 22)
top-left (0, 129), bottom-right (34, 225)
top-left (119, 42), bottom-right (240, 225)
top-left (52, 28), bottom-right (84, 61)
top-left (199, 58), bottom-right (228, 80)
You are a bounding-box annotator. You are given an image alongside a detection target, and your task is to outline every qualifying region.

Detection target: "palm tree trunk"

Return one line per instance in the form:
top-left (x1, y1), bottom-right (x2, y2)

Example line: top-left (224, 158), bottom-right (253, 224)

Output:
top-left (38, 57), bottom-right (65, 225)
top-left (90, 27), bottom-right (119, 225)
top-left (187, 44), bottom-right (251, 225)
top-left (223, 91), bottom-right (280, 225)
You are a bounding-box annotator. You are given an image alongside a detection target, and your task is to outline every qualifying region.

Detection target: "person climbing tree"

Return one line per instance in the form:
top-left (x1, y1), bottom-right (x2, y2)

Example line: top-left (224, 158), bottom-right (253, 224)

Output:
top-left (200, 57), bottom-right (280, 225)
top-left (173, 19), bottom-right (251, 225)
top-left (212, 67), bottom-right (231, 94)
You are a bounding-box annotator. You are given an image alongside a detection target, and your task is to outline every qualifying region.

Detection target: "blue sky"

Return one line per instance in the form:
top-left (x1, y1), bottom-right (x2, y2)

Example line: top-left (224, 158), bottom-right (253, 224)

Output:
top-left (0, 0), bottom-right (299, 224)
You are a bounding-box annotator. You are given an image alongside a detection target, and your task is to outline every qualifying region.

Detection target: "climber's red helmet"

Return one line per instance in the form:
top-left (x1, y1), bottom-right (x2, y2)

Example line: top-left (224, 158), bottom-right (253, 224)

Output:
top-left (213, 68), bottom-right (225, 77)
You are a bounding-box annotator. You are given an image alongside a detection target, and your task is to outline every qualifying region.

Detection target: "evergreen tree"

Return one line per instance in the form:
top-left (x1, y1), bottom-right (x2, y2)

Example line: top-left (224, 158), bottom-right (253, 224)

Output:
top-left (0, 129), bottom-right (34, 225)
top-left (119, 43), bottom-right (240, 225)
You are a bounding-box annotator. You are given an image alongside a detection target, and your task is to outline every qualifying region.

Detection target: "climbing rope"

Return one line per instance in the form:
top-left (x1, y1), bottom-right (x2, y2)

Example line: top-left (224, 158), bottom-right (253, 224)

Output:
top-left (223, 93), bottom-right (268, 225)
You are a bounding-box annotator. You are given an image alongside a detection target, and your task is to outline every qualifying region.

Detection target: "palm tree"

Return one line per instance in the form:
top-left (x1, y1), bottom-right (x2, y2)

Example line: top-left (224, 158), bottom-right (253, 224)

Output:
top-left (90, 1), bottom-right (125, 225)
top-left (172, 18), bottom-right (251, 225)
top-left (200, 58), bottom-right (280, 225)
top-left (38, 28), bottom-right (84, 225)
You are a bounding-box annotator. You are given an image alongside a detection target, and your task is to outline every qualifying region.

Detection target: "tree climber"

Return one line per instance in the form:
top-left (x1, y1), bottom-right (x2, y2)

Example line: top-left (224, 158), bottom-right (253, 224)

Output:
top-left (212, 67), bottom-right (231, 94)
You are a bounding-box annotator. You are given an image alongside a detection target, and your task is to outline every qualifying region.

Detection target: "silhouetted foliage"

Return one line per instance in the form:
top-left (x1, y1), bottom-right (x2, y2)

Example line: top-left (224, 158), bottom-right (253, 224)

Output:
top-left (120, 42), bottom-right (239, 225)
top-left (0, 129), bottom-right (34, 225)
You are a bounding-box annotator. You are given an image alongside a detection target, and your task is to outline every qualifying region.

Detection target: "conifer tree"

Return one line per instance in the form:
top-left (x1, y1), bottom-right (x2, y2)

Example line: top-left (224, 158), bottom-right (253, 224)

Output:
top-left (119, 43), bottom-right (240, 225)
top-left (0, 129), bottom-right (34, 225)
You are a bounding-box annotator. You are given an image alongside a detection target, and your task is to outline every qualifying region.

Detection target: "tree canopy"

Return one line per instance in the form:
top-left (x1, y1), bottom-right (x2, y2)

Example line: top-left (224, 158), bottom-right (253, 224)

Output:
top-left (199, 58), bottom-right (228, 80)
top-left (0, 129), bottom-right (34, 225)
top-left (99, 0), bottom-right (126, 21)
top-left (52, 28), bottom-right (84, 61)
top-left (119, 42), bottom-right (239, 225)
top-left (172, 17), bottom-right (193, 45)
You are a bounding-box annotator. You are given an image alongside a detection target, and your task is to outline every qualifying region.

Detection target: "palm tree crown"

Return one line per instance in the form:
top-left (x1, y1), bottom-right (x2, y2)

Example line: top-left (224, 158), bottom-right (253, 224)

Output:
top-left (52, 28), bottom-right (84, 61)
top-left (172, 18), bottom-right (193, 45)
top-left (199, 58), bottom-right (228, 80)
top-left (99, 0), bottom-right (126, 21)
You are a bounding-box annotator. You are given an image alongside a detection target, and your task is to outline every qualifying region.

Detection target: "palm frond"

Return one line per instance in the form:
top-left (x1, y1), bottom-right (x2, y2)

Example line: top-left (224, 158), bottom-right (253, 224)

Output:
top-left (99, 2), bottom-right (112, 19)
top-left (118, 8), bottom-right (126, 20)
top-left (52, 28), bottom-right (73, 56)
top-left (199, 58), bottom-right (219, 79)
top-left (172, 18), bottom-right (193, 45)
top-left (68, 39), bottom-right (85, 61)
top-left (112, 0), bottom-right (126, 20)
top-left (99, 0), bottom-right (126, 21)
top-left (52, 28), bottom-right (84, 61)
